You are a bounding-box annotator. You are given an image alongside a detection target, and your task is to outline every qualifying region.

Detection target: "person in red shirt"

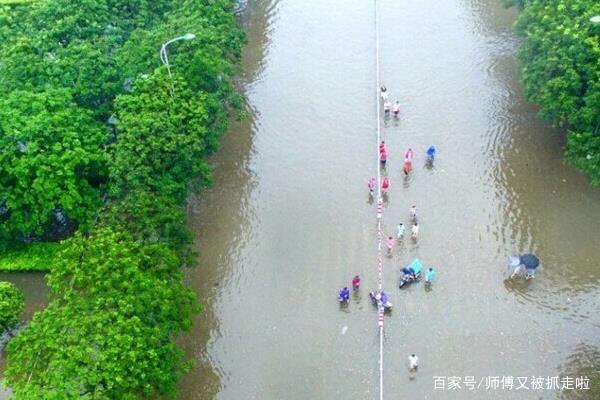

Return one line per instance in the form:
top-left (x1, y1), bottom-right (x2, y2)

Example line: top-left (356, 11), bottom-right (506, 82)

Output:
top-left (352, 275), bottom-right (360, 290)
top-left (403, 148), bottom-right (414, 175)
top-left (381, 178), bottom-right (390, 193)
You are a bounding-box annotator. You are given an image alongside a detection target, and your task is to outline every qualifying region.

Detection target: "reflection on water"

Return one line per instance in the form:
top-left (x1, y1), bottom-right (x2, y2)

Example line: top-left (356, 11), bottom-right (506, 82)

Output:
top-left (181, 0), bottom-right (599, 398)
top-left (557, 344), bottom-right (600, 400)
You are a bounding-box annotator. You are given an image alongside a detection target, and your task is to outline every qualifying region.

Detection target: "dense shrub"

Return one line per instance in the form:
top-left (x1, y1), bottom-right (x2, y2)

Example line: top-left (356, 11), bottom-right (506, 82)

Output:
top-left (508, 0), bottom-right (600, 184)
top-left (0, 0), bottom-right (245, 398)
top-left (5, 229), bottom-right (197, 398)
top-left (0, 281), bottom-right (24, 334)
top-left (0, 89), bottom-right (108, 240)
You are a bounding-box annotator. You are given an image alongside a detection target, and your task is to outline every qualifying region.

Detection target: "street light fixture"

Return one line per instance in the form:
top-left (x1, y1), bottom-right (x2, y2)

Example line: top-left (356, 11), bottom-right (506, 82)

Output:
top-left (159, 33), bottom-right (196, 96)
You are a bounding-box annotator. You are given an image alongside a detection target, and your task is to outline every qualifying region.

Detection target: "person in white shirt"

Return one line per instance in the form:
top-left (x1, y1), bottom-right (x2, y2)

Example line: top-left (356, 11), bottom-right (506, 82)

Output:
top-left (397, 223), bottom-right (405, 240)
top-left (409, 205), bottom-right (417, 222)
top-left (409, 354), bottom-right (418, 372)
top-left (392, 100), bottom-right (400, 117)
top-left (383, 100), bottom-right (392, 116)
top-left (380, 86), bottom-right (388, 101)
top-left (411, 223), bottom-right (419, 239)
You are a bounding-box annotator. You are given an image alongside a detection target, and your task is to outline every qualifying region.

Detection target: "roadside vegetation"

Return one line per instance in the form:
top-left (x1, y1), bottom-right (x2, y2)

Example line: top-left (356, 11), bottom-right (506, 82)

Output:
top-left (0, 243), bottom-right (60, 272)
top-left (505, 0), bottom-right (600, 185)
top-left (0, 0), bottom-right (245, 397)
top-left (0, 282), bottom-right (24, 337)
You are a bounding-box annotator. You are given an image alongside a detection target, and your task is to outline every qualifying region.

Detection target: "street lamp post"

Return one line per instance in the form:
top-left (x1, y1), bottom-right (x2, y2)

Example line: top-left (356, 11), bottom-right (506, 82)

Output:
top-left (159, 33), bottom-right (196, 97)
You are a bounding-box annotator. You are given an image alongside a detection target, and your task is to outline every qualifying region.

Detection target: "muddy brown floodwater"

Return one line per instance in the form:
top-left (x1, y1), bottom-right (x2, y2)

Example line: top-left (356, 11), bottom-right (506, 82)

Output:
top-left (180, 0), bottom-right (599, 399)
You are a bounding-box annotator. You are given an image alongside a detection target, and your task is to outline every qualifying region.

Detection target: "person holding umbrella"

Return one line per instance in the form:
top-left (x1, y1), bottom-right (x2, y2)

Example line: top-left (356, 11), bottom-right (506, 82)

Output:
top-left (510, 254), bottom-right (539, 279)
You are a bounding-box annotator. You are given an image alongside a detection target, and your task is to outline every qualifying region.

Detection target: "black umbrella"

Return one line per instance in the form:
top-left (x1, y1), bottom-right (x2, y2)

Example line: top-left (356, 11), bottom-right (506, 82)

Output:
top-left (519, 254), bottom-right (539, 270)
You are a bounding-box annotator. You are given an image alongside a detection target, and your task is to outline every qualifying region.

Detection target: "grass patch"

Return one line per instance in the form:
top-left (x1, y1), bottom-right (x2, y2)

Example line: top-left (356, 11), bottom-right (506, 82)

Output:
top-left (0, 0), bottom-right (37, 4)
top-left (0, 243), bottom-right (60, 272)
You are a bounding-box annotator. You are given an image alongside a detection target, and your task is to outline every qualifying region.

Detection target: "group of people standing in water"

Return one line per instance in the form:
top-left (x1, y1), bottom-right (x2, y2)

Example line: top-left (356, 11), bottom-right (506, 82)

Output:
top-left (388, 205), bottom-right (419, 255)
top-left (338, 84), bottom-right (444, 373)
top-left (381, 85), bottom-right (401, 118)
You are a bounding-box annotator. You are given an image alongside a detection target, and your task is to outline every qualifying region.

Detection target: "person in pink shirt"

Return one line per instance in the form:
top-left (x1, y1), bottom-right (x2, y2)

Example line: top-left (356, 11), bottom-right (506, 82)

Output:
top-left (380, 149), bottom-right (387, 165)
top-left (381, 177), bottom-right (390, 193)
top-left (367, 177), bottom-right (376, 194)
top-left (387, 236), bottom-right (395, 254)
top-left (403, 148), bottom-right (414, 175)
top-left (379, 140), bottom-right (387, 154)
top-left (352, 275), bottom-right (361, 290)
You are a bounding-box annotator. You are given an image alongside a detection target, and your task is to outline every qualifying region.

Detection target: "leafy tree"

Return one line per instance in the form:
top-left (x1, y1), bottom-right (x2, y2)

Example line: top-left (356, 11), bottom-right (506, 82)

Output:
top-left (101, 190), bottom-right (193, 257)
top-left (0, 3), bottom-right (31, 44)
top-left (5, 228), bottom-right (198, 399)
top-left (0, 0), bottom-right (175, 116)
top-left (0, 89), bottom-right (108, 240)
top-left (508, 0), bottom-right (600, 185)
top-left (0, 281), bottom-right (24, 334)
top-left (109, 72), bottom-right (212, 202)
top-left (1, 1), bottom-right (245, 398)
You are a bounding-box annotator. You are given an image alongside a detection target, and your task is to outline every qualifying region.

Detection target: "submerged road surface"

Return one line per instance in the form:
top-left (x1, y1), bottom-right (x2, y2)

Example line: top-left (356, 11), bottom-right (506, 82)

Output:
top-left (180, 0), bottom-right (600, 399)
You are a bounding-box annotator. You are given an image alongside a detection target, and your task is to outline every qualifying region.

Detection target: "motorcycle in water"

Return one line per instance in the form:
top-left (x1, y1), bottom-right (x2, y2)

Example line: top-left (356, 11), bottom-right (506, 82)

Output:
top-left (369, 291), bottom-right (393, 313)
top-left (399, 258), bottom-right (423, 288)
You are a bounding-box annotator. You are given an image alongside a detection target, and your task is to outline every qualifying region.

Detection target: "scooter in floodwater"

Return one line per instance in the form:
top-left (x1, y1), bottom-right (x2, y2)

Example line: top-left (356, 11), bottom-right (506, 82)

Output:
top-left (369, 291), bottom-right (392, 313)
top-left (399, 259), bottom-right (423, 288)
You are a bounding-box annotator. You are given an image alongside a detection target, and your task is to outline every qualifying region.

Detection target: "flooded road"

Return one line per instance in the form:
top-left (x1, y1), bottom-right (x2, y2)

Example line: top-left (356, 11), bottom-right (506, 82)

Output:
top-left (180, 0), bottom-right (599, 399)
top-left (0, 1), bottom-right (595, 399)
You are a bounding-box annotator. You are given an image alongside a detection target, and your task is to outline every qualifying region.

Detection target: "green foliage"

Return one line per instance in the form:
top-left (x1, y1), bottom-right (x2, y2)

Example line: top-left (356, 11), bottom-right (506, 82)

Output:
top-left (110, 73), bottom-right (212, 202)
top-left (5, 228), bottom-right (198, 399)
top-left (0, 0), bottom-right (175, 117)
top-left (0, 89), bottom-right (106, 241)
top-left (0, 0), bottom-right (246, 244)
top-left (509, 0), bottom-right (600, 185)
top-left (1, 0), bottom-right (244, 397)
top-left (0, 3), bottom-right (31, 44)
top-left (0, 89), bottom-right (108, 240)
top-left (105, 0), bottom-right (245, 252)
top-left (101, 190), bottom-right (195, 263)
top-left (0, 242), bottom-right (60, 272)
top-left (0, 281), bottom-right (24, 332)
top-left (0, 0), bottom-right (36, 5)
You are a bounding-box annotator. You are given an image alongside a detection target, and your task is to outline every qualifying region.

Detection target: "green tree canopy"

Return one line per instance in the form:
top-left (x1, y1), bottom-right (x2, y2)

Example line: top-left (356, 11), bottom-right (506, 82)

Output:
top-left (510, 0), bottom-right (600, 184)
top-left (0, 0), bottom-right (176, 116)
top-left (0, 89), bottom-right (108, 240)
top-left (5, 228), bottom-right (198, 399)
top-left (0, 281), bottom-right (24, 333)
top-left (109, 72), bottom-right (212, 202)
top-left (1, 0), bottom-right (245, 397)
